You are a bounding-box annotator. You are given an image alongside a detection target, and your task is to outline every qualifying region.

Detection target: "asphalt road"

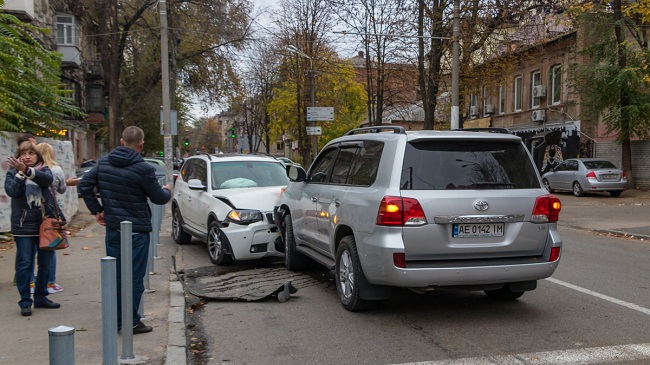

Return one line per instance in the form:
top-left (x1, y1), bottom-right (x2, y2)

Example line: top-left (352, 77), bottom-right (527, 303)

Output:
top-left (175, 192), bottom-right (650, 365)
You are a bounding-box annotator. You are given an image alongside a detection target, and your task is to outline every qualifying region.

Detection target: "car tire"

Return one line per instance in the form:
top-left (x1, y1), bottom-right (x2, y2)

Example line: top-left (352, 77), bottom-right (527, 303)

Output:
top-left (207, 220), bottom-right (233, 265)
top-left (336, 236), bottom-right (376, 311)
top-left (284, 214), bottom-right (310, 271)
top-left (484, 284), bottom-right (525, 300)
top-left (572, 181), bottom-right (584, 197)
top-left (609, 191), bottom-right (622, 197)
top-left (172, 206), bottom-right (192, 245)
top-left (542, 178), bottom-right (554, 193)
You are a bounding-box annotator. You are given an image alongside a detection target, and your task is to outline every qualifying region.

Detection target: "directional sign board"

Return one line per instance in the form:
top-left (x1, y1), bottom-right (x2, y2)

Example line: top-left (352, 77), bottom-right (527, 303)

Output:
top-left (307, 107), bottom-right (334, 121)
top-left (306, 126), bottom-right (322, 136)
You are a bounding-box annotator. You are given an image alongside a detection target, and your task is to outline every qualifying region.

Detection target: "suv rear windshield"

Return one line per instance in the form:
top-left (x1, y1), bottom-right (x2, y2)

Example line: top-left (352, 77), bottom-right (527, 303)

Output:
top-left (400, 140), bottom-right (541, 190)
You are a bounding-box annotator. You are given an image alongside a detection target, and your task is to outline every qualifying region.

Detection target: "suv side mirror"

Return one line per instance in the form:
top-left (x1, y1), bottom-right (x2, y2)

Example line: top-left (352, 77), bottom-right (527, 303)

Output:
top-left (188, 179), bottom-right (207, 191)
top-left (287, 165), bottom-right (306, 182)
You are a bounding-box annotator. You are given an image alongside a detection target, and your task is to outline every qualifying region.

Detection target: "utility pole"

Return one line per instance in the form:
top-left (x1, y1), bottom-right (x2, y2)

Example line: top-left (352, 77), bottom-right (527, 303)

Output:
top-left (159, 0), bottom-right (173, 183)
top-left (288, 45), bottom-right (317, 165)
top-left (451, 0), bottom-right (460, 130)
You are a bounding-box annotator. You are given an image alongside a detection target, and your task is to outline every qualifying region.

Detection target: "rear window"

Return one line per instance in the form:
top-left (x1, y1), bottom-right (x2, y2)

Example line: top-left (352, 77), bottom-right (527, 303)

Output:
top-left (582, 160), bottom-right (617, 169)
top-left (400, 140), bottom-right (540, 190)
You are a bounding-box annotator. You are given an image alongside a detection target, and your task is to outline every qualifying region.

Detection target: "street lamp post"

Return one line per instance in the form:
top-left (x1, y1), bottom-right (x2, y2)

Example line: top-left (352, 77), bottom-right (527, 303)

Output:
top-left (288, 45), bottom-right (318, 164)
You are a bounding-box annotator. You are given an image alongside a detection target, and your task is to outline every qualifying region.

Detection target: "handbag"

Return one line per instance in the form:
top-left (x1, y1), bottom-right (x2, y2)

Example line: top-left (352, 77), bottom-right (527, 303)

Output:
top-left (39, 186), bottom-right (69, 250)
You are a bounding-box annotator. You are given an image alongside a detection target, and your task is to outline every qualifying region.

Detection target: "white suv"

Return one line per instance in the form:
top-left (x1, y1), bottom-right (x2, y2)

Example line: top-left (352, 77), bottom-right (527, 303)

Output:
top-left (275, 126), bottom-right (563, 311)
top-left (172, 154), bottom-right (289, 264)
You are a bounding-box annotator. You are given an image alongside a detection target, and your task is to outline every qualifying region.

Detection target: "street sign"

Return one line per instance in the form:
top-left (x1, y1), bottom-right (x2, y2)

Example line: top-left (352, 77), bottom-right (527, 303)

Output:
top-left (160, 109), bottom-right (178, 135)
top-left (307, 107), bottom-right (334, 121)
top-left (306, 126), bottom-right (322, 135)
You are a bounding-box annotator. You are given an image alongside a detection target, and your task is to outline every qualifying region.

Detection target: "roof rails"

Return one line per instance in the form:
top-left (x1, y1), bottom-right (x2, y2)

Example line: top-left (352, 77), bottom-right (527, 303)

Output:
top-left (454, 127), bottom-right (511, 134)
top-left (344, 126), bottom-right (406, 135)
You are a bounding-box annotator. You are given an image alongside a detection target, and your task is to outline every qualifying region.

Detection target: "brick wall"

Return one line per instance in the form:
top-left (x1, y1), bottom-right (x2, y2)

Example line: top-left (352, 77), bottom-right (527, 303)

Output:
top-left (595, 141), bottom-right (650, 190)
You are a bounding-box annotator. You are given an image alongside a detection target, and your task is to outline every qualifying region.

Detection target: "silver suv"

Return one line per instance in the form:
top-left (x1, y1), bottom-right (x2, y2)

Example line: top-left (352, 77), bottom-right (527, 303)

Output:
top-left (275, 126), bottom-right (562, 311)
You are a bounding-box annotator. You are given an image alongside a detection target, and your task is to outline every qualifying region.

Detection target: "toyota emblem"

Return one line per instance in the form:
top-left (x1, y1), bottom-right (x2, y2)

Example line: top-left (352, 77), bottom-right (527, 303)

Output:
top-left (474, 200), bottom-right (489, 211)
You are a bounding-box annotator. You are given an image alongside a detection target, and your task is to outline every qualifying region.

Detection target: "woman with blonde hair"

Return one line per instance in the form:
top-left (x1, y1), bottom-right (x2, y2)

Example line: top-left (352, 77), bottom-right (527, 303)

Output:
top-left (36, 143), bottom-right (67, 293)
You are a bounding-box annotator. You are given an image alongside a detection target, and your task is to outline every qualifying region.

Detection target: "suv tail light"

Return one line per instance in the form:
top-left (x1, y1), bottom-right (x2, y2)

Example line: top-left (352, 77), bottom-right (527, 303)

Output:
top-left (531, 195), bottom-right (562, 223)
top-left (549, 247), bottom-right (561, 262)
top-left (376, 196), bottom-right (427, 226)
top-left (586, 171), bottom-right (597, 180)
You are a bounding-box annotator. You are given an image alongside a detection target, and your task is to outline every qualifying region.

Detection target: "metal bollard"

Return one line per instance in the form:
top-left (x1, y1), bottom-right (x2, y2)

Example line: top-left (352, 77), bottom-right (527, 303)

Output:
top-left (49, 325), bottom-right (75, 365)
top-left (101, 257), bottom-right (118, 365)
top-left (120, 221), bottom-right (135, 361)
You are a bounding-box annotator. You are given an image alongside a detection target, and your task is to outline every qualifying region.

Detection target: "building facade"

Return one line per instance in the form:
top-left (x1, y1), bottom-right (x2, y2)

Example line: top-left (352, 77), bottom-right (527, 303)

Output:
top-left (2, 0), bottom-right (103, 165)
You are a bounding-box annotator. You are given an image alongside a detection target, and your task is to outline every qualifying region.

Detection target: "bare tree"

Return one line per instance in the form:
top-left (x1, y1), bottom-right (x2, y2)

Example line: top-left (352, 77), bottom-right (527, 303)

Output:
top-left (330, 0), bottom-right (415, 126)
top-left (415, 0), bottom-right (565, 129)
top-left (274, 0), bottom-right (337, 165)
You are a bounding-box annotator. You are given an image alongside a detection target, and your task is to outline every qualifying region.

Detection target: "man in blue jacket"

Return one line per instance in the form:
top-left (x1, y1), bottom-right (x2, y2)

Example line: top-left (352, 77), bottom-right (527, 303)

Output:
top-left (79, 126), bottom-right (172, 334)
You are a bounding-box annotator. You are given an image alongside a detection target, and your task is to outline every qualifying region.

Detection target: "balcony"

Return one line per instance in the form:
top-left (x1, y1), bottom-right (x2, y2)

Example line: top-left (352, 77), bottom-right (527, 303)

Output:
top-left (58, 44), bottom-right (81, 67)
top-left (3, 0), bottom-right (35, 21)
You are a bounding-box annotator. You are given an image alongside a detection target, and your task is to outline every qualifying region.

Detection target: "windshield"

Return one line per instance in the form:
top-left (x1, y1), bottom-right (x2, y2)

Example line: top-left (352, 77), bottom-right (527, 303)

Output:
top-left (211, 161), bottom-right (289, 190)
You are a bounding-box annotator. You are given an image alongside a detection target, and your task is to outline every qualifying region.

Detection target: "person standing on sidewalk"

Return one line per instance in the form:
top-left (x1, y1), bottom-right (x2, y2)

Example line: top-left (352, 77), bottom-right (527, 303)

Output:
top-left (5, 141), bottom-right (61, 316)
top-left (78, 126), bottom-right (172, 334)
top-left (36, 142), bottom-right (77, 294)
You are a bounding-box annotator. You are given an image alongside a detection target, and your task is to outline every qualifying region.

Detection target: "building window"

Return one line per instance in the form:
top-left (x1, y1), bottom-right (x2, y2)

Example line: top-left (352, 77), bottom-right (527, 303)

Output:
top-left (551, 65), bottom-right (562, 105)
top-left (499, 85), bottom-right (506, 114)
top-left (56, 15), bottom-right (78, 47)
top-left (531, 70), bottom-right (541, 108)
top-left (514, 76), bottom-right (523, 112)
top-left (469, 94), bottom-right (478, 117)
top-left (482, 86), bottom-right (489, 117)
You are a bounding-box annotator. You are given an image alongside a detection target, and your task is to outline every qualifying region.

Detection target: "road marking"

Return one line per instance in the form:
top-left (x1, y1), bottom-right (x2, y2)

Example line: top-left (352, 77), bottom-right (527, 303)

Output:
top-left (391, 343), bottom-right (650, 364)
top-left (546, 277), bottom-right (650, 316)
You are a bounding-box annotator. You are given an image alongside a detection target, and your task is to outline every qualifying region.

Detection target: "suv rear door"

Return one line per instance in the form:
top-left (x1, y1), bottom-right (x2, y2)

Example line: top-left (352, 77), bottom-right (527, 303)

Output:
top-left (399, 138), bottom-right (550, 261)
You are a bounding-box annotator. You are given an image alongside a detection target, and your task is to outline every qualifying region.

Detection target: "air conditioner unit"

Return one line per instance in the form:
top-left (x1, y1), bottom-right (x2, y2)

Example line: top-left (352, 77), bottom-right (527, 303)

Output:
top-left (532, 84), bottom-right (546, 98)
top-left (532, 109), bottom-right (546, 122)
top-left (484, 104), bottom-right (495, 114)
top-left (470, 106), bottom-right (479, 117)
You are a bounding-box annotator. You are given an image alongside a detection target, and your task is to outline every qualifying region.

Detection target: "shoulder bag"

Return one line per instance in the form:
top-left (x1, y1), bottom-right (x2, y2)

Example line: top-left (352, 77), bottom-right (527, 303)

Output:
top-left (39, 186), bottom-right (69, 250)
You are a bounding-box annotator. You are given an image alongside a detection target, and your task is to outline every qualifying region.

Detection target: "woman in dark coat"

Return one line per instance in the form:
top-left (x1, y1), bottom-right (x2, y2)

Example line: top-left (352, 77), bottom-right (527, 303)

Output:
top-left (5, 141), bottom-right (61, 316)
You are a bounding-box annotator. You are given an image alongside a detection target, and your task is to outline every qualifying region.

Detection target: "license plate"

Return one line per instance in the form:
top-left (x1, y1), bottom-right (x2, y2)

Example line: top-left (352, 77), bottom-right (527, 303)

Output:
top-left (453, 223), bottom-right (504, 238)
top-left (601, 174), bottom-right (618, 180)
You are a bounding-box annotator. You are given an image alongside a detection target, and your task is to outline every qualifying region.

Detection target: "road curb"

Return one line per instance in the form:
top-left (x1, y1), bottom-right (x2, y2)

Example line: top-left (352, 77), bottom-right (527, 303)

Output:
top-left (166, 279), bottom-right (186, 365)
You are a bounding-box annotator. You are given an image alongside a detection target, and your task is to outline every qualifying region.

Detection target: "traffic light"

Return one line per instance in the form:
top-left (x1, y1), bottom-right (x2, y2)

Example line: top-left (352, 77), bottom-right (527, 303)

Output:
top-left (183, 139), bottom-right (189, 146)
top-left (159, 151), bottom-right (164, 157)
top-left (230, 127), bottom-right (236, 138)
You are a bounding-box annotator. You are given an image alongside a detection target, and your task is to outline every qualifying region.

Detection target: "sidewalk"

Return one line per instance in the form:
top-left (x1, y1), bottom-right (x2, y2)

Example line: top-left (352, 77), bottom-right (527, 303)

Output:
top-left (556, 187), bottom-right (650, 239)
top-left (0, 199), bottom-right (185, 365)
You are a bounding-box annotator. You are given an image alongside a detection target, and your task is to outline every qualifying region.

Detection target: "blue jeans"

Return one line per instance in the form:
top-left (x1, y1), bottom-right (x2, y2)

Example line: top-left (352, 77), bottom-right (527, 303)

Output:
top-left (27, 251), bottom-right (56, 285)
top-left (15, 236), bottom-right (54, 308)
top-left (106, 227), bottom-right (150, 327)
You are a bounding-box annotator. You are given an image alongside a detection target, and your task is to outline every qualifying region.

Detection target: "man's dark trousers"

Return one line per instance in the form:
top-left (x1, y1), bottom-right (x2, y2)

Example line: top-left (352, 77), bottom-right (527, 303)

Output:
top-left (105, 227), bottom-right (149, 327)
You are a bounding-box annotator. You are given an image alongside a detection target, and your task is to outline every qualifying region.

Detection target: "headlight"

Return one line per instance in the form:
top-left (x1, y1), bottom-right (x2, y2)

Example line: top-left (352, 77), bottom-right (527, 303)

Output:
top-left (227, 209), bottom-right (263, 224)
